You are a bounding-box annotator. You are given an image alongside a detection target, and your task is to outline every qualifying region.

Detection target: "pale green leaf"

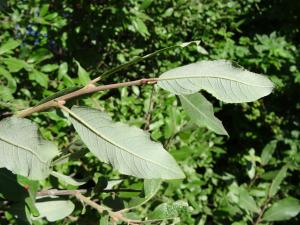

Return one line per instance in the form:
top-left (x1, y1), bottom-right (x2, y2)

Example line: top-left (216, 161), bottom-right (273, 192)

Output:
top-left (158, 60), bottom-right (274, 103)
top-left (129, 179), bottom-right (161, 209)
top-left (0, 66), bottom-right (17, 92)
top-left (29, 70), bottom-right (49, 88)
top-left (33, 199), bottom-right (75, 222)
top-left (261, 140), bottom-right (277, 165)
top-left (0, 39), bottom-right (21, 55)
top-left (75, 60), bottom-right (90, 85)
top-left (269, 166), bottom-right (287, 197)
top-left (263, 197), bottom-right (300, 221)
top-left (238, 187), bottom-right (260, 213)
top-left (3, 57), bottom-right (31, 73)
top-left (149, 200), bottom-right (189, 220)
top-left (105, 179), bottom-right (123, 190)
top-left (58, 62), bottom-right (68, 80)
top-left (67, 106), bottom-right (184, 179)
top-left (41, 64), bottom-right (58, 73)
top-left (0, 117), bottom-right (58, 180)
top-left (179, 93), bottom-right (228, 135)
top-left (50, 171), bottom-right (87, 186)
top-left (0, 86), bottom-right (14, 101)
top-left (132, 18), bottom-right (149, 37)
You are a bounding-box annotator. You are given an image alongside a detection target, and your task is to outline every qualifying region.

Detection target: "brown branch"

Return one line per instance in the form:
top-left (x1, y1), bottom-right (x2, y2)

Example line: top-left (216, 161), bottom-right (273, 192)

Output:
top-left (37, 189), bottom-right (87, 197)
top-left (143, 86), bottom-right (156, 131)
top-left (16, 78), bottom-right (158, 118)
top-left (252, 197), bottom-right (271, 225)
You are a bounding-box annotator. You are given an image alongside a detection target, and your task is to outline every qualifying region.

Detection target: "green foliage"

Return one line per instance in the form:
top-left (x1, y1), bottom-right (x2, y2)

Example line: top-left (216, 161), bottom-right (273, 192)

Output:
top-left (0, 0), bottom-right (299, 224)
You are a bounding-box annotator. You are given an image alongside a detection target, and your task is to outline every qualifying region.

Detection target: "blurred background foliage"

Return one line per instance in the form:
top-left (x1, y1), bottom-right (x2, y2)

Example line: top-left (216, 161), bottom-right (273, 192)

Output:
top-left (0, 0), bottom-right (300, 224)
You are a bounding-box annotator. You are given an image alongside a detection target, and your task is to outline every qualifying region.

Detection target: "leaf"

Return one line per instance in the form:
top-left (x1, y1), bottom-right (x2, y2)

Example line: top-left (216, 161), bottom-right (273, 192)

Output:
top-left (0, 117), bottom-right (58, 180)
top-left (36, 86), bottom-right (82, 106)
top-left (0, 86), bottom-right (14, 101)
top-left (128, 179), bottom-right (161, 209)
top-left (238, 187), bottom-right (260, 213)
top-left (75, 60), bottom-right (90, 85)
top-left (96, 41), bottom-right (199, 80)
top-left (3, 57), bottom-right (31, 73)
top-left (50, 171), bottom-right (87, 186)
top-left (263, 197), bottom-right (300, 221)
top-left (17, 175), bottom-right (40, 217)
top-left (0, 168), bottom-right (28, 201)
top-left (29, 70), bottom-right (49, 88)
top-left (261, 140), bottom-right (277, 165)
top-left (148, 200), bottom-right (189, 220)
top-left (157, 60), bottom-right (274, 103)
top-left (0, 66), bottom-right (17, 92)
top-left (58, 62), bottom-right (68, 80)
top-left (269, 165), bottom-right (287, 197)
top-left (105, 179), bottom-right (123, 190)
top-left (41, 64), bottom-right (58, 73)
top-left (67, 106), bottom-right (184, 179)
top-left (179, 93), bottom-right (228, 135)
top-left (33, 199), bottom-right (75, 222)
top-left (0, 39), bottom-right (21, 55)
top-left (132, 18), bottom-right (149, 37)
top-left (27, 48), bottom-right (53, 64)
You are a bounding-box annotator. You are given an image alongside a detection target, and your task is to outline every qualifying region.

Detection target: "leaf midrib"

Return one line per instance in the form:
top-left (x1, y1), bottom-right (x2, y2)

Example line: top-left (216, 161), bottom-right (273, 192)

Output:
top-left (0, 136), bottom-right (46, 163)
top-left (180, 95), bottom-right (219, 128)
top-left (158, 75), bottom-right (274, 88)
top-left (69, 108), bottom-right (181, 176)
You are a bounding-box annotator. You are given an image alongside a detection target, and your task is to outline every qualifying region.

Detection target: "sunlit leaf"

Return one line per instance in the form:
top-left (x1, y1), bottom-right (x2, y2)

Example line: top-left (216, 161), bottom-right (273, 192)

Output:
top-left (148, 200), bottom-right (189, 220)
top-left (261, 140), bottom-right (277, 165)
top-left (0, 117), bottom-right (58, 179)
top-left (238, 187), bottom-right (259, 213)
top-left (179, 93), bottom-right (228, 135)
top-left (0, 39), bottom-right (21, 55)
top-left (33, 199), bottom-right (75, 222)
top-left (75, 60), bottom-right (90, 85)
top-left (67, 106), bottom-right (184, 179)
top-left (51, 171), bottom-right (87, 186)
top-left (269, 165), bottom-right (287, 197)
top-left (158, 60), bottom-right (274, 103)
top-left (263, 197), bottom-right (300, 221)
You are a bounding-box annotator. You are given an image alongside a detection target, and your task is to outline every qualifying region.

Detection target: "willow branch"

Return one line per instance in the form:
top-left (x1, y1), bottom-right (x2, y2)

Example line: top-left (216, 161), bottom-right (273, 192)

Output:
top-left (16, 78), bottom-right (158, 118)
top-left (37, 189), bottom-right (87, 197)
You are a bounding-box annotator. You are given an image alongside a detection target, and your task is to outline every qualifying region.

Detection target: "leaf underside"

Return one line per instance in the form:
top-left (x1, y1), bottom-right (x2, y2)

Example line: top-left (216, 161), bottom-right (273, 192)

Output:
top-left (179, 93), bottom-right (228, 135)
top-left (68, 106), bottom-right (184, 179)
top-left (158, 60), bottom-right (274, 103)
top-left (0, 117), bottom-right (58, 180)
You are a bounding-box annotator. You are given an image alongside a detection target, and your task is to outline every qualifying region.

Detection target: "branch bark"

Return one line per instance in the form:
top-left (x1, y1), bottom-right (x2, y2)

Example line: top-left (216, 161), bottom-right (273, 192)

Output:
top-left (16, 78), bottom-right (157, 118)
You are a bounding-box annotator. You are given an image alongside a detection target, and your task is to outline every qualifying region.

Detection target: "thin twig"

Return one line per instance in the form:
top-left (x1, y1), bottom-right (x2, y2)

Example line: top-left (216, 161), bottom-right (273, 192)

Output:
top-left (16, 78), bottom-right (158, 118)
top-left (252, 197), bottom-right (271, 225)
top-left (144, 86), bottom-right (155, 131)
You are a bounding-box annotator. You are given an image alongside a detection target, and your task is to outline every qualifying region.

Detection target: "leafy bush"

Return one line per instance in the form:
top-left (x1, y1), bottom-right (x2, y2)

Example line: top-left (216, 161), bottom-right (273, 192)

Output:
top-left (0, 0), bottom-right (300, 224)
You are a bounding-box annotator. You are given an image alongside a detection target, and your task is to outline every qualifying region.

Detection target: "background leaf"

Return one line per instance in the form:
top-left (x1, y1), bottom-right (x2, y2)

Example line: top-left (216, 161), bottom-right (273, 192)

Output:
top-left (269, 165), bottom-right (287, 197)
top-left (263, 197), bottom-right (300, 221)
top-left (261, 140), bottom-right (277, 165)
top-left (148, 200), bottom-right (189, 220)
top-left (179, 93), bottom-right (228, 135)
top-left (75, 60), bottom-right (90, 85)
top-left (238, 187), bottom-right (260, 213)
top-left (0, 39), bottom-right (21, 55)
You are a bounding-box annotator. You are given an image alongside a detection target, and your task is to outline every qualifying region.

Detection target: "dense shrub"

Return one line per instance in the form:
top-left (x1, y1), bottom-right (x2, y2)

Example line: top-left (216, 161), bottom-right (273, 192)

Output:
top-left (0, 0), bottom-right (299, 224)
